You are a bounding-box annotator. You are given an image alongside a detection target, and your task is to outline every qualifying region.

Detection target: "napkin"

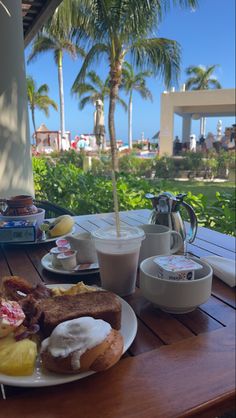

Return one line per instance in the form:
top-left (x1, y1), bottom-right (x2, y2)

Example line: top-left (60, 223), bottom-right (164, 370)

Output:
top-left (201, 256), bottom-right (236, 287)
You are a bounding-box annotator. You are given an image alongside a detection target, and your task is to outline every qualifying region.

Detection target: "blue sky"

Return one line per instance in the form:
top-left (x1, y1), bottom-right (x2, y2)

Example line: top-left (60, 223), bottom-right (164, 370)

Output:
top-left (25, 0), bottom-right (236, 143)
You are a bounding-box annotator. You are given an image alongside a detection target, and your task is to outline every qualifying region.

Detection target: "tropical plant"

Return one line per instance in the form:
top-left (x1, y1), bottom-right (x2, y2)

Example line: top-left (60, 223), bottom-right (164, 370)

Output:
top-left (185, 64), bottom-right (222, 137)
top-left (32, 154), bottom-right (235, 236)
top-left (121, 62), bottom-right (152, 149)
top-left (72, 71), bottom-right (127, 149)
top-left (73, 70), bottom-right (126, 111)
top-left (185, 65), bottom-right (222, 90)
top-left (27, 0), bottom-right (84, 145)
top-left (26, 76), bottom-right (58, 139)
top-left (72, 0), bottom-right (198, 171)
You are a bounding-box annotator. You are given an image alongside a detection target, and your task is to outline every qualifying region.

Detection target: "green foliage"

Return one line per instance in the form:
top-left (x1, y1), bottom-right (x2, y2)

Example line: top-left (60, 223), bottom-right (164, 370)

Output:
top-left (184, 191), bottom-right (236, 236)
top-left (32, 154), bottom-right (235, 236)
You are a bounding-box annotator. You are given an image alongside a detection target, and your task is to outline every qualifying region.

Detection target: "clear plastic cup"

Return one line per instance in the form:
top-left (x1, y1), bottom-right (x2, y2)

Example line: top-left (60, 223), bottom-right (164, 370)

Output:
top-left (92, 226), bottom-right (145, 296)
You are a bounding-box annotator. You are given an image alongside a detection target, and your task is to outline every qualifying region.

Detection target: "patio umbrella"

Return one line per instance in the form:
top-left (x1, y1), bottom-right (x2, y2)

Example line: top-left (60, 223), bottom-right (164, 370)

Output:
top-left (94, 99), bottom-right (106, 149)
top-left (152, 131), bottom-right (160, 140)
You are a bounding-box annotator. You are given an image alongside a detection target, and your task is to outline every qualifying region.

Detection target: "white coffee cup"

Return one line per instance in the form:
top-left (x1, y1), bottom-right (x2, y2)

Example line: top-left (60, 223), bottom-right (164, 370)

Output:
top-left (65, 232), bottom-right (98, 264)
top-left (139, 224), bottom-right (183, 263)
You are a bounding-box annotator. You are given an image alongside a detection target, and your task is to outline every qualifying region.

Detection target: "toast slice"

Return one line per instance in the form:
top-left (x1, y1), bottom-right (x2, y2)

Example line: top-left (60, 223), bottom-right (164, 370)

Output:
top-left (37, 291), bottom-right (122, 337)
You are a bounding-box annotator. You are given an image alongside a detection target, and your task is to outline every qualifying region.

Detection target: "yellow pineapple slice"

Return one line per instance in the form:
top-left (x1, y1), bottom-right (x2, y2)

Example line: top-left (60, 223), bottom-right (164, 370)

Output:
top-left (0, 335), bottom-right (37, 376)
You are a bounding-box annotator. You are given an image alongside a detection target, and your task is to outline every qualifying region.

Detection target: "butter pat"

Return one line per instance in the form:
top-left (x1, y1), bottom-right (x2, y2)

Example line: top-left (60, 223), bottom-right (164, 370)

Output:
top-left (153, 255), bottom-right (202, 281)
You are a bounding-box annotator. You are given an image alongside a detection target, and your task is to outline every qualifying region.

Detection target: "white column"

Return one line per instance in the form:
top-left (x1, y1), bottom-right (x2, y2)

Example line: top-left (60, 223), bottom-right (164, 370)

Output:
top-left (182, 115), bottom-right (192, 143)
top-left (159, 93), bottom-right (174, 155)
top-left (0, 1), bottom-right (34, 198)
top-left (200, 117), bottom-right (206, 137)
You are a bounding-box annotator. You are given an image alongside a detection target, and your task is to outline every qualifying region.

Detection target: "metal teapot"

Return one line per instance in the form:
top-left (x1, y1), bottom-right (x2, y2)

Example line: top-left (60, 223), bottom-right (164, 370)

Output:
top-left (146, 192), bottom-right (198, 243)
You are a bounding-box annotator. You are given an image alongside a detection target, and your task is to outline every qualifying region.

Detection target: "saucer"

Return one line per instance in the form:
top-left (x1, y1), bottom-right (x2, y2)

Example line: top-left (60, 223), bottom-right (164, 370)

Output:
top-left (41, 253), bottom-right (99, 275)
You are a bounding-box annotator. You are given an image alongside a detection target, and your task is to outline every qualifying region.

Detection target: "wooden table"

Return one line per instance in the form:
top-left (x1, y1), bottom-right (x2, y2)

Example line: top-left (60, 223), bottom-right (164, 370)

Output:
top-left (0, 210), bottom-right (235, 418)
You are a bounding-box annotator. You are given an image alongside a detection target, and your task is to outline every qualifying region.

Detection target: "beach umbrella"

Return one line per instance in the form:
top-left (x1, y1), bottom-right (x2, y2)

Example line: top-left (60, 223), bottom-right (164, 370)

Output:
top-left (94, 99), bottom-right (106, 149)
top-left (152, 131), bottom-right (160, 140)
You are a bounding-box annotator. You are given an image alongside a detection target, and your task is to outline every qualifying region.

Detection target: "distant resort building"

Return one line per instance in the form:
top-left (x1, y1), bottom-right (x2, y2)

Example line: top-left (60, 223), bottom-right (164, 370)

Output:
top-left (159, 88), bottom-right (235, 155)
top-left (35, 124), bottom-right (71, 153)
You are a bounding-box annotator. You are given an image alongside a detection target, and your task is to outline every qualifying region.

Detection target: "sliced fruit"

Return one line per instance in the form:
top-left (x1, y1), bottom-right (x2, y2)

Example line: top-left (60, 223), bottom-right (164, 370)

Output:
top-left (0, 335), bottom-right (37, 376)
top-left (48, 215), bottom-right (74, 237)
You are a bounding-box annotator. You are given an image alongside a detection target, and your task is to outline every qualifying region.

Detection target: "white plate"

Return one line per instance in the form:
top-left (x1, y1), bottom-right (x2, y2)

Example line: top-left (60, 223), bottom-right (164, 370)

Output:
top-left (41, 253), bottom-right (99, 275)
top-left (0, 284), bottom-right (137, 387)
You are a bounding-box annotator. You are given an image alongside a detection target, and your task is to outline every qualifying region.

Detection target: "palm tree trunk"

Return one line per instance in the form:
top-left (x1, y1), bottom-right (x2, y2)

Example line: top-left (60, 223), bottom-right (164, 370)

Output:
top-left (57, 49), bottom-right (65, 150)
top-left (31, 106), bottom-right (37, 145)
top-left (128, 92), bottom-right (133, 149)
top-left (109, 61), bottom-right (122, 171)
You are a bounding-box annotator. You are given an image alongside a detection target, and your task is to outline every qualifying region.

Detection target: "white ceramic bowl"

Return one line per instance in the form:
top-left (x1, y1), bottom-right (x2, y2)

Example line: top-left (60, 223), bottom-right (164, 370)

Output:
top-left (140, 256), bottom-right (213, 314)
top-left (0, 208), bottom-right (45, 227)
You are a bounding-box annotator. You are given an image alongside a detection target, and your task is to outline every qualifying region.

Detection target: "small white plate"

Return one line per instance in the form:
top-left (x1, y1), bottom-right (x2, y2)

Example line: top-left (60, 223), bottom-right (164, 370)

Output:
top-left (41, 253), bottom-right (99, 275)
top-left (0, 284), bottom-right (138, 387)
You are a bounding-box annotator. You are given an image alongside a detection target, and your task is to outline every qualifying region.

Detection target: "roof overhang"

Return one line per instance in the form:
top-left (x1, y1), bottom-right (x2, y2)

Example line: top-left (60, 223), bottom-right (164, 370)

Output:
top-left (161, 88), bottom-right (236, 118)
top-left (22, 0), bottom-right (63, 47)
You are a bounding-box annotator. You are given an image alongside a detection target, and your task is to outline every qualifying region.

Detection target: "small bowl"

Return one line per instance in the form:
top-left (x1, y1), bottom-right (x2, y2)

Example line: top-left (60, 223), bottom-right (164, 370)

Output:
top-left (140, 256), bottom-right (213, 314)
top-left (0, 208), bottom-right (45, 228)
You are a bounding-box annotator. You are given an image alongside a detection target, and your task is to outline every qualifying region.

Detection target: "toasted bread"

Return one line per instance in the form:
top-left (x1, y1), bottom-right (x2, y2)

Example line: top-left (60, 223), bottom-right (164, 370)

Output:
top-left (37, 291), bottom-right (122, 337)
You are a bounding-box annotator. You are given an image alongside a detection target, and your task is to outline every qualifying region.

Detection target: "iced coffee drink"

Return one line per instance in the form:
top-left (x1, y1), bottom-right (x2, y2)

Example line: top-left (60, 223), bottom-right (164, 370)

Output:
top-left (92, 226), bottom-right (145, 296)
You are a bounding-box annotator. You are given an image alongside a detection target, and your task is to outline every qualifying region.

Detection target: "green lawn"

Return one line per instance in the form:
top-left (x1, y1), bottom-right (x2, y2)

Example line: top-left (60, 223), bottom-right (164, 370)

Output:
top-left (151, 180), bottom-right (235, 201)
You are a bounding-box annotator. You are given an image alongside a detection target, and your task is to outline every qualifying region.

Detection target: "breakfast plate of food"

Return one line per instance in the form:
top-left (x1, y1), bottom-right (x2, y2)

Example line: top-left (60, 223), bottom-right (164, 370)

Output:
top-left (41, 253), bottom-right (99, 275)
top-left (0, 278), bottom-right (137, 387)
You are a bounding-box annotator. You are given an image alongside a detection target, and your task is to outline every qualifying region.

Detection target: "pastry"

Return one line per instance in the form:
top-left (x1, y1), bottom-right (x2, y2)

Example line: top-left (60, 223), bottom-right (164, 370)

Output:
top-left (41, 317), bottom-right (124, 374)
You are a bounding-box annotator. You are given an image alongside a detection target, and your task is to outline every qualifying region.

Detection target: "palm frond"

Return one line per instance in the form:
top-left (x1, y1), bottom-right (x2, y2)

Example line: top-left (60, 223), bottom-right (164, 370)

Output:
top-left (73, 82), bottom-right (97, 96)
top-left (116, 96), bottom-right (128, 111)
top-left (185, 64), bottom-right (221, 90)
top-left (87, 71), bottom-right (104, 90)
top-left (130, 37), bottom-right (180, 87)
top-left (72, 43), bottom-right (109, 89)
top-left (36, 96), bottom-right (58, 111)
top-left (37, 84), bottom-right (49, 95)
top-left (185, 76), bottom-right (199, 90)
top-left (209, 79), bottom-right (222, 89)
top-left (135, 84), bottom-right (153, 101)
top-left (79, 96), bottom-right (94, 110)
top-left (27, 33), bottom-right (58, 63)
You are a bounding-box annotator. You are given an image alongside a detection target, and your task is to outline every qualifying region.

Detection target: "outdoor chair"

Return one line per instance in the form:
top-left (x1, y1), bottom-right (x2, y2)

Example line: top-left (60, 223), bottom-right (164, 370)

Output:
top-left (34, 199), bottom-right (75, 218)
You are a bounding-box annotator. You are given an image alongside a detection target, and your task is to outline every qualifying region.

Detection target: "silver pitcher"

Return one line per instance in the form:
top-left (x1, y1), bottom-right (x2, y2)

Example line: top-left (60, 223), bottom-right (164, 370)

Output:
top-left (146, 192), bottom-right (198, 243)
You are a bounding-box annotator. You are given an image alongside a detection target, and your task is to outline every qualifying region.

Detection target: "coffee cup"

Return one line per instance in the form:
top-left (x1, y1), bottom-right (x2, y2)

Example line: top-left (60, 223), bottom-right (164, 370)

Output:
top-left (92, 226), bottom-right (145, 296)
top-left (65, 232), bottom-right (98, 264)
top-left (139, 224), bottom-right (183, 263)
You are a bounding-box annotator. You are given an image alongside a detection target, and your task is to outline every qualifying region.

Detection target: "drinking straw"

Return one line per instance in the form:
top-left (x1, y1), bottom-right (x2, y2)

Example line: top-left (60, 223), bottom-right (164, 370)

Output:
top-left (1, 383), bottom-right (6, 400)
top-left (111, 170), bottom-right (121, 237)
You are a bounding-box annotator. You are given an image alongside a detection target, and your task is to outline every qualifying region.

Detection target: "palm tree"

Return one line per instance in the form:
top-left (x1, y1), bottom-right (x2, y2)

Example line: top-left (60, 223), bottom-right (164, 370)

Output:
top-left (185, 65), bottom-right (222, 90)
top-left (72, 0), bottom-right (198, 171)
top-left (26, 76), bottom-right (58, 141)
top-left (73, 70), bottom-right (127, 149)
top-left (27, 0), bottom-right (84, 145)
top-left (73, 70), bottom-right (126, 111)
top-left (185, 65), bottom-right (222, 136)
top-left (121, 62), bottom-right (152, 149)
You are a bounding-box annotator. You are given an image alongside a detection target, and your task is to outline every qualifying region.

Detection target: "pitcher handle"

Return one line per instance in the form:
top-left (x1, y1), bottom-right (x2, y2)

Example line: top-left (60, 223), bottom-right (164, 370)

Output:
top-left (181, 201), bottom-right (198, 243)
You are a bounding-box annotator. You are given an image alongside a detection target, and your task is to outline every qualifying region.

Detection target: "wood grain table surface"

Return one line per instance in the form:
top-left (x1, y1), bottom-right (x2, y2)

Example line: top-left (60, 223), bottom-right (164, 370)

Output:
top-left (0, 209), bottom-right (235, 418)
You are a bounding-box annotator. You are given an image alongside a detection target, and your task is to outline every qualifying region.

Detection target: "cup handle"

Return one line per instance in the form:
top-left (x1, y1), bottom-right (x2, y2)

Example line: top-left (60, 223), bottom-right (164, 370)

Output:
top-left (170, 231), bottom-right (183, 254)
